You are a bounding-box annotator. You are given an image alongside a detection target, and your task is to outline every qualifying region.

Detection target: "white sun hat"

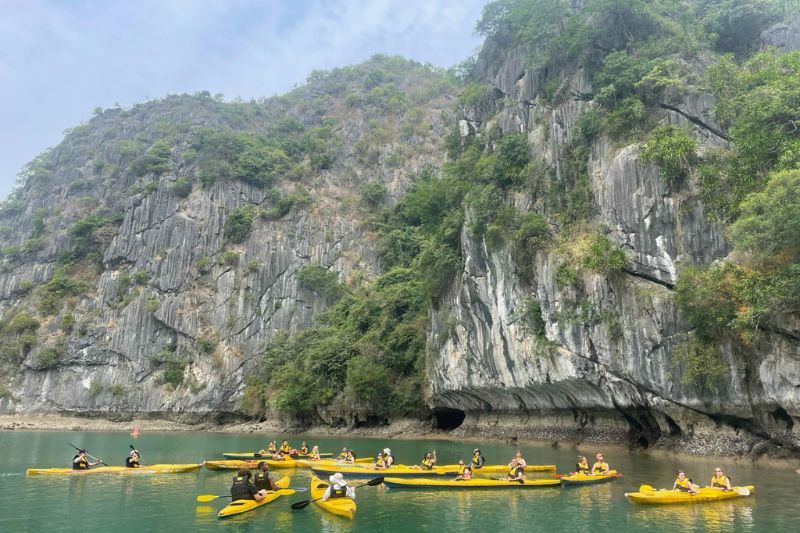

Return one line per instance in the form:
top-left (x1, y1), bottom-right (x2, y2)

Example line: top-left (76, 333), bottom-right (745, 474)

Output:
top-left (329, 472), bottom-right (347, 486)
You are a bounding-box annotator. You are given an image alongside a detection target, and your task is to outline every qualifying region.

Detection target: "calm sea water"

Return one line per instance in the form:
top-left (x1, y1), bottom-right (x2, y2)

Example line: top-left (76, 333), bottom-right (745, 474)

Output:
top-left (0, 431), bottom-right (797, 532)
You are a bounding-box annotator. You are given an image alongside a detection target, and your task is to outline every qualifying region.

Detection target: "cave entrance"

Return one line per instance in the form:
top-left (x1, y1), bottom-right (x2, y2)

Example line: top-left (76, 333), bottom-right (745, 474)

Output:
top-left (433, 408), bottom-right (466, 430)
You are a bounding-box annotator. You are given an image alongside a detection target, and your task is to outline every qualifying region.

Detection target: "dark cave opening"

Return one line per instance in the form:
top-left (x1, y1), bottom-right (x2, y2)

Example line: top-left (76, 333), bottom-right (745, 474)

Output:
top-left (433, 408), bottom-right (466, 431)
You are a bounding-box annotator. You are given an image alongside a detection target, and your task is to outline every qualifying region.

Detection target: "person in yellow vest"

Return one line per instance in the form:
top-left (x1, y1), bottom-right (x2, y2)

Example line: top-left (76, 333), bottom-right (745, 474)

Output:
top-left (374, 451), bottom-right (386, 469)
top-left (383, 448), bottom-right (394, 467)
top-left (279, 440), bottom-right (292, 454)
top-left (337, 447), bottom-right (349, 461)
top-left (591, 453), bottom-right (610, 475)
top-left (299, 442), bottom-right (309, 455)
top-left (575, 455), bottom-right (590, 474)
top-left (309, 445), bottom-right (321, 460)
top-left (454, 460), bottom-right (472, 480)
top-left (709, 467), bottom-right (732, 491)
top-left (673, 470), bottom-right (698, 495)
top-left (419, 450), bottom-right (437, 470)
top-left (471, 449), bottom-right (485, 469)
top-left (267, 441), bottom-right (277, 454)
top-left (507, 458), bottom-right (525, 480)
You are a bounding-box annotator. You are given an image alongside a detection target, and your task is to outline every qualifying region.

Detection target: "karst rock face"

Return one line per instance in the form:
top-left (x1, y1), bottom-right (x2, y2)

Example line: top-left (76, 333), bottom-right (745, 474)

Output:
top-left (427, 30), bottom-right (799, 455)
top-left (0, 18), bottom-right (798, 456)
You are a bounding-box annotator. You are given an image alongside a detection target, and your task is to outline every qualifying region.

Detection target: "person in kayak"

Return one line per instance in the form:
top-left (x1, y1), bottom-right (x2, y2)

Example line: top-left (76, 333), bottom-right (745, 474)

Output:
top-left (337, 447), bottom-right (349, 461)
top-left (454, 460), bottom-right (472, 480)
top-left (125, 450), bottom-right (141, 468)
top-left (230, 468), bottom-right (266, 501)
top-left (309, 445), bottom-right (321, 460)
top-left (72, 450), bottom-right (102, 470)
top-left (279, 440), bottom-right (291, 454)
top-left (591, 453), bottom-right (610, 474)
top-left (374, 452), bottom-right (386, 468)
top-left (509, 450), bottom-right (527, 469)
top-left (383, 448), bottom-right (394, 467)
top-left (471, 449), bottom-right (485, 469)
top-left (267, 441), bottom-right (278, 454)
top-left (710, 467), bottom-right (732, 491)
top-left (323, 473), bottom-right (355, 501)
top-left (253, 462), bottom-right (279, 491)
top-left (576, 456), bottom-right (590, 474)
top-left (507, 458), bottom-right (525, 480)
top-left (343, 450), bottom-right (356, 464)
top-left (419, 450), bottom-right (437, 469)
top-left (673, 470), bottom-right (698, 495)
top-left (299, 442), bottom-right (309, 455)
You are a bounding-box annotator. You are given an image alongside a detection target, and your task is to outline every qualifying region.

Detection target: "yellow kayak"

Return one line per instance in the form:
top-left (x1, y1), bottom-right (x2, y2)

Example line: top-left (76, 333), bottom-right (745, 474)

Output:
top-left (26, 464), bottom-right (202, 476)
top-left (560, 471), bottom-right (619, 486)
top-left (439, 464), bottom-right (557, 474)
top-left (383, 477), bottom-right (561, 489)
top-left (310, 465), bottom-right (458, 478)
top-left (205, 458), bottom-right (296, 470)
top-left (218, 477), bottom-right (291, 518)
top-left (625, 485), bottom-right (755, 504)
top-left (223, 452), bottom-right (332, 460)
top-left (310, 476), bottom-right (356, 519)
top-left (294, 458), bottom-right (373, 468)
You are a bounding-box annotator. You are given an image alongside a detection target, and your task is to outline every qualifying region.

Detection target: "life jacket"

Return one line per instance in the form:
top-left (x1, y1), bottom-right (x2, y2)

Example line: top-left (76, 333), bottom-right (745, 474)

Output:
top-left (280, 444), bottom-right (291, 453)
top-left (231, 475), bottom-right (256, 500)
top-left (711, 475), bottom-right (729, 488)
top-left (73, 454), bottom-right (89, 470)
top-left (376, 457), bottom-right (385, 467)
top-left (300, 446), bottom-right (309, 454)
top-left (328, 485), bottom-right (348, 499)
top-left (457, 464), bottom-right (465, 475)
top-left (421, 457), bottom-right (433, 469)
top-left (385, 455), bottom-right (394, 466)
top-left (576, 461), bottom-right (590, 474)
top-left (592, 461), bottom-right (609, 474)
top-left (674, 477), bottom-right (691, 491)
top-left (253, 471), bottom-right (272, 491)
top-left (337, 452), bottom-right (347, 461)
top-left (508, 465), bottom-right (523, 479)
top-left (125, 456), bottom-right (139, 468)
top-left (472, 454), bottom-right (484, 468)
top-left (267, 444), bottom-right (277, 453)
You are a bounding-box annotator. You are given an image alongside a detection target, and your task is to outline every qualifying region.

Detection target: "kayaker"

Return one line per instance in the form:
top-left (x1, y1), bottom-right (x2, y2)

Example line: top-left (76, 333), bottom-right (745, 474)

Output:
top-left (343, 450), bottom-right (356, 464)
top-left (455, 460), bottom-right (472, 480)
top-left (299, 442), bottom-right (309, 455)
top-left (280, 440), bottom-right (291, 454)
top-left (673, 470), bottom-right (698, 495)
top-left (125, 450), bottom-right (141, 468)
top-left (337, 447), bottom-right (349, 461)
top-left (309, 445), bottom-right (321, 460)
top-left (72, 450), bottom-right (102, 470)
top-left (230, 468), bottom-right (266, 501)
top-left (507, 458), bottom-right (525, 480)
top-left (510, 450), bottom-right (527, 469)
top-left (383, 448), bottom-right (394, 467)
top-left (471, 449), bottom-right (485, 469)
top-left (710, 467), bottom-right (732, 491)
top-left (576, 456), bottom-right (590, 474)
top-left (374, 452), bottom-right (386, 468)
top-left (253, 462), bottom-right (279, 491)
top-left (267, 441), bottom-right (277, 454)
top-left (322, 473), bottom-right (355, 501)
top-left (420, 450), bottom-right (437, 470)
top-left (591, 453), bottom-right (610, 475)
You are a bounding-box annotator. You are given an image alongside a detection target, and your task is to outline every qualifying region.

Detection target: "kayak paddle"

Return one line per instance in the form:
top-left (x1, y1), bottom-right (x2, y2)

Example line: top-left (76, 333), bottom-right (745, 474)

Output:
top-left (196, 488), bottom-right (297, 502)
top-left (291, 477), bottom-right (383, 510)
top-left (69, 443), bottom-right (108, 466)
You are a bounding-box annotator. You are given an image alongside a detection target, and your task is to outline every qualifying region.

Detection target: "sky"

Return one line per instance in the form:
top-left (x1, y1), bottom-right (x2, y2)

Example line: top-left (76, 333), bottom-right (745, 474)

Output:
top-left (0, 0), bottom-right (488, 199)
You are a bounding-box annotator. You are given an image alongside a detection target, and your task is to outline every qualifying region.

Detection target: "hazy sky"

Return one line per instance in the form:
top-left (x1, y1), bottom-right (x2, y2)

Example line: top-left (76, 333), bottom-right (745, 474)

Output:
top-left (0, 0), bottom-right (487, 199)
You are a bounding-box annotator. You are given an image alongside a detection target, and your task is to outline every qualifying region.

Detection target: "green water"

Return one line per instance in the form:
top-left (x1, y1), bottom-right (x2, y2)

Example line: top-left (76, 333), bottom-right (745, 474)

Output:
top-left (1, 431), bottom-right (797, 532)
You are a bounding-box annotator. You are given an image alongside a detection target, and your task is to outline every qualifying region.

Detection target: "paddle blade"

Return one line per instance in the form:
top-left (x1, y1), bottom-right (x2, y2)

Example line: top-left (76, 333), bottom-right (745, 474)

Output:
top-left (639, 484), bottom-right (655, 492)
top-left (734, 487), bottom-right (750, 496)
top-left (196, 494), bottom-right (221, 502)
top-left (291, 500), bottom-right (312, 510)
top-left (366, 477), bottom-right (384, 486)
top-left (275, 489), bottom-right (296, 496)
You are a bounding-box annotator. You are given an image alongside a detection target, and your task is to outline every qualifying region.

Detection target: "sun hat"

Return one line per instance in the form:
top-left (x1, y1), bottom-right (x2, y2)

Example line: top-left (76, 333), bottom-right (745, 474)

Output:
top-left (383, 448), bottom-right (391, 455)
top-left (329, 473), bottom-right (347, 486)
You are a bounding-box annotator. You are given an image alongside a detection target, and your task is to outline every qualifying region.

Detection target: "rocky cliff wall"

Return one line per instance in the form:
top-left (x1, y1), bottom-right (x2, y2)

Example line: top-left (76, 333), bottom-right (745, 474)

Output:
top-left (427, 38), bottom-right (800, 455)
